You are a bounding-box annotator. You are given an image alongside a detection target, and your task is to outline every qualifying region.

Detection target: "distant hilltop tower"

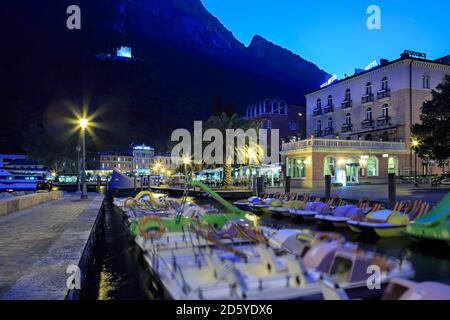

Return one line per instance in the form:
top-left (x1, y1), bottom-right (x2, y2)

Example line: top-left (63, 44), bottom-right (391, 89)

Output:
top-left (116, 46), bottom-right (132, 59)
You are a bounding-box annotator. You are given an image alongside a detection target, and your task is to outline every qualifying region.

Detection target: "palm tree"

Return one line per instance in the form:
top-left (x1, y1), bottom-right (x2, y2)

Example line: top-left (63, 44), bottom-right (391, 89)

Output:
top-left (204, 112), bottom-right (256, 187)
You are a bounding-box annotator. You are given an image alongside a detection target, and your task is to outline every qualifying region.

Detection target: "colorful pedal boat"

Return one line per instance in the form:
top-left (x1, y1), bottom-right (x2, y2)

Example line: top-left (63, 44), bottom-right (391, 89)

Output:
top-left (407, 192), bottom-right (450, 244)
top-left (347, 209), bottom-right (410, 237)
top-left (315, 205), bottom-right (364, 228)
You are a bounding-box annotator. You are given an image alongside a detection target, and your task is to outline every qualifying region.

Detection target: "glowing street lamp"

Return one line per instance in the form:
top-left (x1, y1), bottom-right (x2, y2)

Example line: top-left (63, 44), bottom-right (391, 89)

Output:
top-left (182, 155), bottom-right (191, 182)
top-left (79, 118), bottom-right (89, 199)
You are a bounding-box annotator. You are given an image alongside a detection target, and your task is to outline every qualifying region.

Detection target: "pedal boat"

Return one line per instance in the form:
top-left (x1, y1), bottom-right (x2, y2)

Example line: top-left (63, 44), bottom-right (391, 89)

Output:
top-left (346, 209), bottom-right (410, 237)
top-left (288, 201), bottom-right (331, 222)
top-left (315, 205), bottom-right (364, 228)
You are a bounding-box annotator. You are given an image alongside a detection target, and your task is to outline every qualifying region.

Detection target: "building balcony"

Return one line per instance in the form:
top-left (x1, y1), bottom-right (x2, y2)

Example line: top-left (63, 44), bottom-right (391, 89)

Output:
top-left (361, 119), bottom-right (375, 130)
top-left (324, 127), bottom-right (334, 136)
top-left (341, 124), bottom-right (353, 133)
top-left (377, 89), bottom-right (391, 100)
top-left (361, 94), bottom-right (374, 105)
top-left (341, 100), bottom-right (352, 109)
top-left (281, 138), bottom-right (407, 153)
top-left (313, 108), bottom-right (322, 116)
top-left (377, 116), bottom-right (391, 127)
top-left (323, 105), bottom-right (334, 114)
top-left (315, 130), bottom-right (323, 138)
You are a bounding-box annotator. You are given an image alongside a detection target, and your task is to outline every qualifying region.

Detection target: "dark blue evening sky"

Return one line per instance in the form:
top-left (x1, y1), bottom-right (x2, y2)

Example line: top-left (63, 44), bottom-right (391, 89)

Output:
top-left (202, 0), bottom-right (450, 78)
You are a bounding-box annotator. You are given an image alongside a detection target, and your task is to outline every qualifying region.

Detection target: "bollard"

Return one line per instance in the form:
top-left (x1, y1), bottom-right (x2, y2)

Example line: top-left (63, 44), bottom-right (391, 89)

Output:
top-left (285, 176), bottom-right (291, 194)
top-left (256, 177), bottom-right (264, 197)
top-left (325, 175), bottom-right (331, 200)
top-left (388, 173), bottom-right (396, 208)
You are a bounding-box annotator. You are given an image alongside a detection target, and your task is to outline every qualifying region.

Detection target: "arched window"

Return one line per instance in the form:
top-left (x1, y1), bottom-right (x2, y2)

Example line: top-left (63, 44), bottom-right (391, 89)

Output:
top-left (316, 99), bottom-right (322, 109)
top-left (345, 89), bottom-right (351, 101)
top-left (382, 104), bottom-right (389, 119)
top-left (324, 156), bottom-right (336, 177)
top-left (316, 120), bottom-right (322, 133)
top-left (388, 157), bottom-right (399, 175)
top-left (367, 156), bottom-right (379, 177)
top-left (327, 95), bottom-right (333, 106)
top-left (327, 117), bottom-right (333, 129)
top-left (423, 75), bottom-right (430, 89)
top-left (366, 108), bottom-right (373, 121)
top-left (381, 77), bottom-right (389, 91)
top-left (366, 82), bottom-right (372, 95)
top-left (345, 113), bottom-right (352, 125)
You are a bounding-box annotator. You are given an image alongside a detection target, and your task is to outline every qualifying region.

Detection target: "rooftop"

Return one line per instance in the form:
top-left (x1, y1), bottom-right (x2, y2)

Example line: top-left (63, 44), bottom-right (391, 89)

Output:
top-left (305, 51), bottom-right (450, 96)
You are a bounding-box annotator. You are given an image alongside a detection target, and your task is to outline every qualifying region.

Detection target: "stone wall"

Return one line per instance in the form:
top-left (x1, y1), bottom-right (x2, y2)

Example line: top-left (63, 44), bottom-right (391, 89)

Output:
top-left (0, 191), bottom-right (64, 216)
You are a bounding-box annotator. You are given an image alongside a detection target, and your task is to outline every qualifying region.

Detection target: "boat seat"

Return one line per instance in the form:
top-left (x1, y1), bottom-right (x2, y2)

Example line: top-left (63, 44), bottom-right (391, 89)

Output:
top-left (256, 245), bottom-right (288, 274)
top-left (320, 275), bottom-right (349, 300)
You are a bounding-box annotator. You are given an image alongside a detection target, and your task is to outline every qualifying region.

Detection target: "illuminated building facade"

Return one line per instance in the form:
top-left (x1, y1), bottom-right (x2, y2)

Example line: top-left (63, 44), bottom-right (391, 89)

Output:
top-left (281, 51), bottom-right (450, 187)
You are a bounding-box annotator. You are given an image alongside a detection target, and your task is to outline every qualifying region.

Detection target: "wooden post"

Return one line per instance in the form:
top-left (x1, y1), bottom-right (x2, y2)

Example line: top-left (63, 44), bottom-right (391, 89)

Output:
top-left (285, 176), bottom-right (291, 194)
top-left (325, 175), bottom-right (331, 200)
top-left (256, 177), bottom-right (264, 197)
top-left (388, 173), bottom-right (396, 208)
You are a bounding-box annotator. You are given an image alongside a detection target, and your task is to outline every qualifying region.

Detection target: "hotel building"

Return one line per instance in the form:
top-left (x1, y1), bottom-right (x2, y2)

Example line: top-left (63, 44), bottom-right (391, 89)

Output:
top-left (131, 144), bottom-right (155, 174)
top-left (88, 151), bottom-right (134, 174)
top-left (245, 99), bottom-right (306, 141)
top-left (281, 51), bottom-right (450, 188)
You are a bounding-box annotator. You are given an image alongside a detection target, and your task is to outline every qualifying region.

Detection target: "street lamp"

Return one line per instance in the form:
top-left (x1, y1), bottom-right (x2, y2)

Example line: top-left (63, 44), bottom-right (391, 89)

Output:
top-left (79, 118), bottom-right (89, 199)
top-left (182, 155), bottom-right (191, 182)
top-left (412, 140), bottom-right (419, 187)
top-left (76, 144), bottom-right (81, 192)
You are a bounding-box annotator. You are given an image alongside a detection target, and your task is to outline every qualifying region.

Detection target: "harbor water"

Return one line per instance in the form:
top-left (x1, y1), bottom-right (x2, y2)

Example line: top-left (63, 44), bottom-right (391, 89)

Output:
top-left (81, 194), bottom-right (450, 300)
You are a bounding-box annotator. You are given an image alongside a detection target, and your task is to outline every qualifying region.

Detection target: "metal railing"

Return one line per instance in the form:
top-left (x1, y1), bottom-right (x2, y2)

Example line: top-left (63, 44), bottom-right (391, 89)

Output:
top-left (313, 108), bottom-right (322, 116)
top-left (341, 100), bottom-right (352, 109)
top-left (377, 89), bottom-right (391, 100)
top-left (282, 138), bottom-right (406, 152)
top-left (361, 119), bottom-right (374, 129)
top-left (361, 94), bottom-right (374, 104)
top-left (323, 105), bottom-right (334, 114)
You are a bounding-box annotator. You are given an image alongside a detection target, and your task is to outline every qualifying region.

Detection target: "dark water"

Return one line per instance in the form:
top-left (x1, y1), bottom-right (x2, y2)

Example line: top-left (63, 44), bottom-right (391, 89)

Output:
top-left (81, 195), bottom-right (450, 300)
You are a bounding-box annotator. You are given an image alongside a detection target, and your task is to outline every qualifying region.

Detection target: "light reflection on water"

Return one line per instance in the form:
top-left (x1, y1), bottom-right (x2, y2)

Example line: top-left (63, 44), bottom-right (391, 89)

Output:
top-left (82, 193), bottom-right (450, 300)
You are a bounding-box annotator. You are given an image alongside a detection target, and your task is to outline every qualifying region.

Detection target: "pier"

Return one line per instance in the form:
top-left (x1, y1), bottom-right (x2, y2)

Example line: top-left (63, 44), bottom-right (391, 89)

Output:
top-left (0, 192), bottom-right (104, 300)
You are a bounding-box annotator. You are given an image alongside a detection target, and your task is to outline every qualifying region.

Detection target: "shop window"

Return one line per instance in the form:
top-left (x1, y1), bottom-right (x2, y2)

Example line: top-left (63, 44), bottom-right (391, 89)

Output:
top-left (324, 156), bottom-right (336, 177)
top-left (288, 157), bottom-right (307, 178)
top-left (388, 157), bottom-right (399, 175)
top-left (367, 156), bottom-right (379, 177)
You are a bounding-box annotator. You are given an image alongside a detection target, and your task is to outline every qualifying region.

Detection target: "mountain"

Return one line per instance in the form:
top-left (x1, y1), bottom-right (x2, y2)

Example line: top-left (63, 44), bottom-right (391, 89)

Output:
top-left (0, 0), bottom-right (329, 156)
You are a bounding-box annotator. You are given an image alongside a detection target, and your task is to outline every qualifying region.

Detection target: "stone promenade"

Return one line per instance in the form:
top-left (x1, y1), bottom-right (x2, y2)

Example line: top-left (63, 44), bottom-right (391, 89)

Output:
top-left (0, 192), bottom-right (103, 299)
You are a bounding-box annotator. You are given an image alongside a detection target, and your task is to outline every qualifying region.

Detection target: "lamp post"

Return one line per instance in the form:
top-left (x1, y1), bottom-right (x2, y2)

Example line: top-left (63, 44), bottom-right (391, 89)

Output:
top-left (182, 156), bottom-right (191, 183)
top-left (76, 144), bottom-right (81, 192)
top-left (79, 118), bottom-right (89, 199)
top-left (412, 140), bottom-right (419, 187)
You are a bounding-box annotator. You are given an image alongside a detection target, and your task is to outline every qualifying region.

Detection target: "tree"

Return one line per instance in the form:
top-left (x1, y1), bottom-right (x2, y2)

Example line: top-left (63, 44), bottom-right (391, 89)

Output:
top-left (412, 75), bottom-right (450, 172)
top-left (204, 113), bottom-right (256, 187)
top-left (22, 122), bottom-right (79, 173)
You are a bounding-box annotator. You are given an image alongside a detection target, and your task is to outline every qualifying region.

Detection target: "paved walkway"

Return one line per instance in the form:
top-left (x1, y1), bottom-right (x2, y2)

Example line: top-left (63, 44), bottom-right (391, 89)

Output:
top-left (267, 184), bottom-right (450, 205)
top-left (0, 193), bottom-right (103, 299)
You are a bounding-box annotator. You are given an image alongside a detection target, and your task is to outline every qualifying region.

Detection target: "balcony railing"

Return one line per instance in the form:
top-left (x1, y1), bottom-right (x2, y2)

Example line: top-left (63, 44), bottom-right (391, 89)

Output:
top-left (377, 89), bottom-right (391, 100)
top-left (324, 127), bottom-right (334, 136)
top-left (315, 130), bottom-right (323, 138)
top-left (341, 100), bottom-right (352, 109)
top-left (313, 108), bottom-right (322, 116)
top-left (361, 119), bottom-right (374, 129)
top-left (323, 105), bottom-right (334, 114)
top-left (377, 116), bottom-right (391, 127)
top-left (282, 138), bottom-right (407, 152)
top-left (341, 124), bottom-right (353, 133)
top-left (361, 94), bottom-right (374, 104)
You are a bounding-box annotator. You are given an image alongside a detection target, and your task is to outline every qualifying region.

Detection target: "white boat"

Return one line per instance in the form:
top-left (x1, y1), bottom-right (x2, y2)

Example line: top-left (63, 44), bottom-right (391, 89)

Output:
top-left (0, 169), bottom-right (43, 191)
top-left (143, 234), bottom-right (414, 300)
